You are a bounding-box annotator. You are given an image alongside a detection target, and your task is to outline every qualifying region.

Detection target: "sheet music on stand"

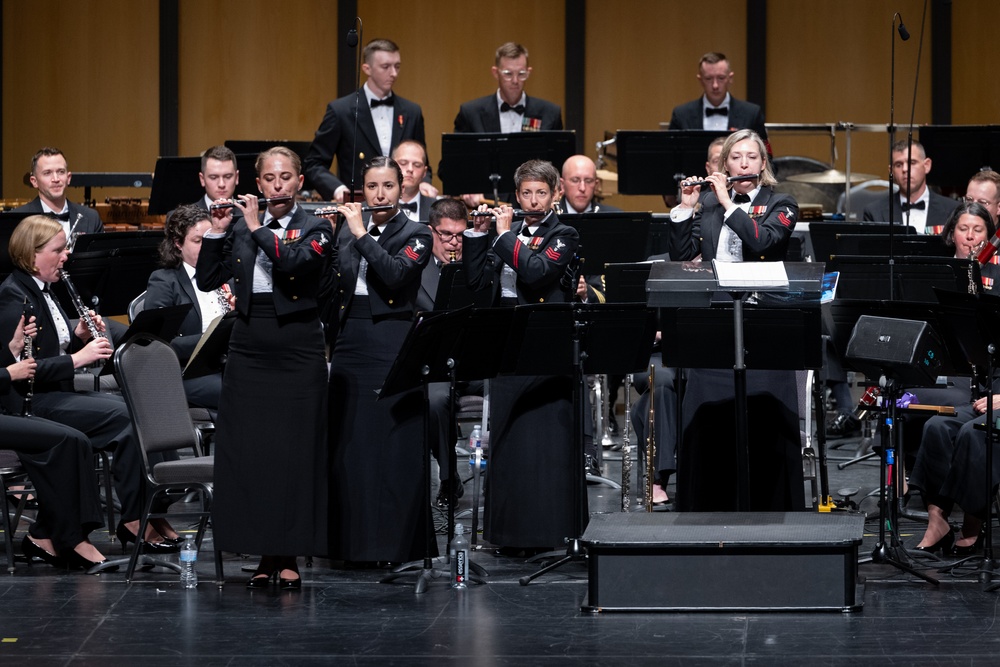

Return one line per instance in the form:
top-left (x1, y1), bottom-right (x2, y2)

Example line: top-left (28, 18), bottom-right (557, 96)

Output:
top-left (712, 260), bottom-right (789, 290)
top-left (183, 312), bottom-right (236, 379)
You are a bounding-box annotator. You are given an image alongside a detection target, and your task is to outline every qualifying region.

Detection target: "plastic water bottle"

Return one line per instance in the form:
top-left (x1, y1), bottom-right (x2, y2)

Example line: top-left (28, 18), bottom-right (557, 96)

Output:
top-left (450, 523), bottom-right (469, 589)
top-left (468, 425), bottom-right (485, 470)
top-left (179, 535), bottom-right (198, 589)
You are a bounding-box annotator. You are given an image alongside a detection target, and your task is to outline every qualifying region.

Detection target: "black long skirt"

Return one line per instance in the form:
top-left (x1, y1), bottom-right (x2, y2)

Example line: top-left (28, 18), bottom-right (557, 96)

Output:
top-left (484, 374), bottom-right (586, 549)
top-left (212, 296), bottom-right (328, 556)
top-left (677, 369), bottom-right (804, 512)
top-left (328, 299), bottom-right (435, 563)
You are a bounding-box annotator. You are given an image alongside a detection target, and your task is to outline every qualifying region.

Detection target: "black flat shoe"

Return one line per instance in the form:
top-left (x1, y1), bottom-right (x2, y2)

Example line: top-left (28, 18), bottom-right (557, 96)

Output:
top-left (279, 574), bottom-right (302, 591)
top-left (21, 535), bottom-right (65, 568)
top-left (912, 529), bottom-right (954, 555)
top-left (246, 570), bottom-right (276, 589)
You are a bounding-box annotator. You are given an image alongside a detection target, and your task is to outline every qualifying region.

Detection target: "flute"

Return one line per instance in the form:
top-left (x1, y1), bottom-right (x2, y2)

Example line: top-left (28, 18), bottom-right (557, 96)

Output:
top-left (208, 195), bottom-right (293, 210)
top-left (468, 209), bottom-right (548, 219)
top-left (681, 173), bottom-right (760, 187)
top-left (313, 204), bottom-right (396, 216)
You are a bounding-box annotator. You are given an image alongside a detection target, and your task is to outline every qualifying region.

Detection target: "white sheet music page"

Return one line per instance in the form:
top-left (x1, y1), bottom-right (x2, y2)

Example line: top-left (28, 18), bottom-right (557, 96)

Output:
top-left (712, 260), bottom-right (789, 289)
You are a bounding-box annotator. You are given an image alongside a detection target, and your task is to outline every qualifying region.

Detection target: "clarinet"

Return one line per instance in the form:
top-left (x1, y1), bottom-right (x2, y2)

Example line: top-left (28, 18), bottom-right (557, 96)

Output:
top-left (58, 269), bottom-right (108, 351)
top-left (21, 299), bottom-right (34, 417)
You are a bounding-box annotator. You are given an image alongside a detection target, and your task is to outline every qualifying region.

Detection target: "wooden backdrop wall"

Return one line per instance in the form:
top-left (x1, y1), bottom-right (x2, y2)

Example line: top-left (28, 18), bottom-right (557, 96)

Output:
top-left (3, 0), bottom-right (995, 205)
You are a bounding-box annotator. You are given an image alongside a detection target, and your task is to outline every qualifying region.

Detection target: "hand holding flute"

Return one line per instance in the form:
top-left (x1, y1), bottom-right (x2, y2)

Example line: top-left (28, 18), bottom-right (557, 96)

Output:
top-left (473, 203), bottom-right (514, 234)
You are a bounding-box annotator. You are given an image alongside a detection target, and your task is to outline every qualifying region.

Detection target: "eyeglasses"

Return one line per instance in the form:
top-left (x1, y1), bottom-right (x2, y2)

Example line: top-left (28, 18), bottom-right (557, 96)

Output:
top-left (499, 69), bottom-right (530, 81)
top-left (433, 228), bottom-right (464, 242)
top-left (565, 177), bottom-right (596, 187)
top-left (964, 196), bottom-right (997, 207)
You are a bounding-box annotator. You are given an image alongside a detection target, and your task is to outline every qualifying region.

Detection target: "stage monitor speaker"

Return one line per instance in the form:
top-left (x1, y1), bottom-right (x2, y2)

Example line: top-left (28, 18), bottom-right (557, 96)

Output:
top-left (845, 315), bottom-right (944, 386)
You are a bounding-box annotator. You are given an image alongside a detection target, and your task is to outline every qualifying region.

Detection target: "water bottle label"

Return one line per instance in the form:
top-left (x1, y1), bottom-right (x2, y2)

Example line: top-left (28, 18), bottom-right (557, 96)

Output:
top-left (455, 550), bottom-right (467, 582)
top-left (179, 551), bottom-right (197, 563)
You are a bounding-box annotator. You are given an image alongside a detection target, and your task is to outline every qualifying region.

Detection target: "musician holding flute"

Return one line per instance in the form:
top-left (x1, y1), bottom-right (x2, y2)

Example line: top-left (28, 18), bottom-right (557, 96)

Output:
top-left (666, 130), bottom-right (804, 512)
top-left (0, 215), bottom-right (173, 560)
top-left (197, 147), bottom-right (333, 590)
top-left (463, 159), bottom-right (584, 555)
top-left (326, 156), bottom-right (433, 567)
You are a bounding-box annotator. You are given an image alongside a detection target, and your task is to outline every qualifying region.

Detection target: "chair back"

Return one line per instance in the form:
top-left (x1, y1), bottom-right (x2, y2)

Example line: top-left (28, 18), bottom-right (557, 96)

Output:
top-left (114, 333), bottom-right (201, 471)
top-left (127, 290), bottom-right (146, 324)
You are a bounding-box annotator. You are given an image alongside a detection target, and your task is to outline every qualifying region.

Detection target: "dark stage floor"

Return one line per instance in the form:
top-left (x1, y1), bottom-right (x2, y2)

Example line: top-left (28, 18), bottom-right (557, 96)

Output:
top-left (3, 426), bottom-right (1000, 665)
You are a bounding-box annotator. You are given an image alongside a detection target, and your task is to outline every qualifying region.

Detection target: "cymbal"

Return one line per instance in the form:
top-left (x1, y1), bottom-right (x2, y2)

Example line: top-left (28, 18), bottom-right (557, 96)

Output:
top-left (787, 169), bottom-right (879, 185)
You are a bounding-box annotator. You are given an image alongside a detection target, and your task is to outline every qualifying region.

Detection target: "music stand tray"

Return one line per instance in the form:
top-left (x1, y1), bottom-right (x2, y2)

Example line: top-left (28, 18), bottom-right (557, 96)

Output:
top-left (101, 304), bottom-right (192, 376)
top-left (562, 213), bottom-right (653, 276)
top-left (439, 131), bottom-right (576, 197)
top-left (433, 265), bottom-right (494, 312)
top-left (616, 130), bottom-right (730, 195)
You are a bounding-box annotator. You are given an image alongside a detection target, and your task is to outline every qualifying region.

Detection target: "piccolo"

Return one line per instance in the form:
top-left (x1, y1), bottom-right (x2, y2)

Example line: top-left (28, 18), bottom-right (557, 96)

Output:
top-left (469, 209), bottom-right (548, 218)
top-left (680, 173), bottom-right (760, 187)
top-left (314, 204), bottom-right (395, 216)
top-left (209, 195), bottom-right (293, 210)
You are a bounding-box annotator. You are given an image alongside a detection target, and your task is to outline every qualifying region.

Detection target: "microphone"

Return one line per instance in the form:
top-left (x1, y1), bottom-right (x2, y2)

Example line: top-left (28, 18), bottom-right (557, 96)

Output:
top-left (897, 17), bottom-right (910, 41)
top-left (346, 23), bottom-right (358, 47)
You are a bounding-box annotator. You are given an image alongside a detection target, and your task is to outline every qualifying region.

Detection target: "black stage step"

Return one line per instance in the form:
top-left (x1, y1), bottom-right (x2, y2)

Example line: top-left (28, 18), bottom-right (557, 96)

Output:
top-left (581, 512), bottom-right (865, 612)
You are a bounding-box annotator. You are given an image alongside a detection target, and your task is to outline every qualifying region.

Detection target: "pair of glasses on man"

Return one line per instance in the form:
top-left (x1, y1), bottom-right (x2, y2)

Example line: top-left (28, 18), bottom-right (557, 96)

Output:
top-left (499, 69), bottom-right (530, 81)
top-left (433, 228), bottom-right (464, 242)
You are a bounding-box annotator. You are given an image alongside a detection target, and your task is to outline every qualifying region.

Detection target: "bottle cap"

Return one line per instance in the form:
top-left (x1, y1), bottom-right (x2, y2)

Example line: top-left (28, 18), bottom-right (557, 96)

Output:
top-left (455, 523), bottom-right (464, 535)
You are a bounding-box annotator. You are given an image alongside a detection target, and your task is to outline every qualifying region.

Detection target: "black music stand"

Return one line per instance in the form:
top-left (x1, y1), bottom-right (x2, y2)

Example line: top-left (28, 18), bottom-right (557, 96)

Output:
top-left (148, 154), bottom-right (259, 214)
top-left (648, 261), bottom-right (825, 511)
top-left (439, 131), bottom-right (575, 202)
top-left (98, 304), bottom-right (192, 377)
top-left (433, 264), bottom-right (494, 311)
top-left (515, 303), bottom-right (657, 586)
top-left (808, 222), bottom-right (915, 264)
top-left (616, 130), bottom-right (730, 195)
top-left (59, 231), bottom-right (164, 316)
top-left (561, 213), bottom-right (653, 275)
top-left (378, 307), bottom-right (514, 592)
top-left (829, 256), bottom-right (976, 303)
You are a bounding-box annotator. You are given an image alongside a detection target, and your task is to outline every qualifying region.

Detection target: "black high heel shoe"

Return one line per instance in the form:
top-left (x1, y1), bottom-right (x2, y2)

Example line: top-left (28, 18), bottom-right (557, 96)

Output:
top-left (951, 532), bottom-right (983, 557)
top-left (912, 529), bottom-right (955, 555)
top-left (279, 572), bottom-right (302, 591)
top-left (115, 522), bottom-right (180, 555)
top-left (21, 535), bottom-right (65, 568)
top-left (246, 569), bottom-right (277, 589)
top-left (64, 549), bottom-right (118, 573)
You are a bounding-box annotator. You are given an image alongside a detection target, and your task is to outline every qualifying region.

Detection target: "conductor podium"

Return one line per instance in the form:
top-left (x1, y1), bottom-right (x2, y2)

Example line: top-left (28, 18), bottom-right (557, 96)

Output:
top-left (581, 261), bottom-right (865, 612)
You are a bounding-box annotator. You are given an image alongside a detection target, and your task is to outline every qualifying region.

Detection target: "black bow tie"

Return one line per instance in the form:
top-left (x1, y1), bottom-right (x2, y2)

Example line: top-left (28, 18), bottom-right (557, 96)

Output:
top-left (370, 95), bottom-right (394, 109)
top-left (901, 200), bottom-right (926, 211)
top-left (266, 218), bottom-right (282, 230)
top-left (52, 211), bottom-right (71, 222)
top-left (399, 201), bottom-right (418, 212)
top-left (705, 106), bottom-right (729, 117)
top-left (520, 225), bottom-right (534, 238)
top-left (501, 102), bottom-right (525, 114)
top-left (41, 284), bottom-right (51, 294)
top-left (733, 193), bottom-right (752, 204)
top-left (368, 225), bottom-right (381, 237)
